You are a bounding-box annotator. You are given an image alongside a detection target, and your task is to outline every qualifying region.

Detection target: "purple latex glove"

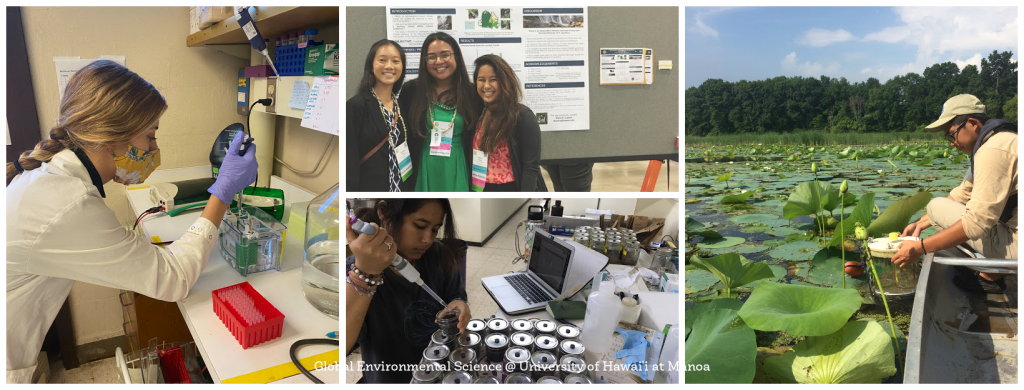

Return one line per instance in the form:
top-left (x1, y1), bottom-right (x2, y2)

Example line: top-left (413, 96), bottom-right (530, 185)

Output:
top-left (209, 132), bottom-right (258, 205)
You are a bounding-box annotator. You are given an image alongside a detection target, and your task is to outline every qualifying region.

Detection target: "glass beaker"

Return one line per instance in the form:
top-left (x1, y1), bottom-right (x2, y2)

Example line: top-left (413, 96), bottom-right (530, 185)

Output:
top-left (622, 240), bottom-right (641, 266)
top-left (302, 183), bottom-right (340, 319)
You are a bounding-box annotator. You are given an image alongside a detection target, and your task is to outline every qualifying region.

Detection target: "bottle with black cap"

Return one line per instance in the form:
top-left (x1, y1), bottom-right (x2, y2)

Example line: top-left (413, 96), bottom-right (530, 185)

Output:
top-left (551, 200), bottom-right (563, 217)
top-left (524, 205), bottom-right (545, 259)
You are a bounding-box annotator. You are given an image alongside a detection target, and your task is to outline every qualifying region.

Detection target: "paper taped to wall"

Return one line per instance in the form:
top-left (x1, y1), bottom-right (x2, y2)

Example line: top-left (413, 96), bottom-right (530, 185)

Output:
top-left (53, 56), bottom-right (126, 99)
top-left (300, 76), bottom-right (339, 135)
top-left (289, 81), bottom-right (310, 110)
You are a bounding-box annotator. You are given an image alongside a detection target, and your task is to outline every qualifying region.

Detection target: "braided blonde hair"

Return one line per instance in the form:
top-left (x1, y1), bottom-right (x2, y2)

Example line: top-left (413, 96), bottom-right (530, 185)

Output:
top-left (6, 60), bottom-right (167, 183)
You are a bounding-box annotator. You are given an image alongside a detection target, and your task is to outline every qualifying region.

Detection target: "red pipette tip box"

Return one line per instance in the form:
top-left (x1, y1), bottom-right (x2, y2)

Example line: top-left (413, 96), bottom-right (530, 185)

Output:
top-left (212, 282), bottom-right (284, 349)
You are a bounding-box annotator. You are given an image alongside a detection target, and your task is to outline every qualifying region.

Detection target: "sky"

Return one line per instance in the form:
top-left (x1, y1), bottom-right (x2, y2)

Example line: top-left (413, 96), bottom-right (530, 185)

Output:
top-left (685, 7), bottom-right (1019, 88)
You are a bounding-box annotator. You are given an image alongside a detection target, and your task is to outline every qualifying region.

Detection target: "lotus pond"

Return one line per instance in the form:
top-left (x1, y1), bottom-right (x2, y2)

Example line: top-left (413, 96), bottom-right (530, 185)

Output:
top-left (683, 142), bottom-right (970, 384)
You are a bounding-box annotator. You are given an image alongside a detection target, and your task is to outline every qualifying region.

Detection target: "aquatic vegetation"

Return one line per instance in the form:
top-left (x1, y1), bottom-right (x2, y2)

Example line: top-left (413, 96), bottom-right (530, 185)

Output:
top-left (763, 320), bottom-right (897, 383)
top-left (686, 308), bottom-right (757, 383)
top-left (738, 283), bottom-right (861, 336)
top-left (690, 253), bottom-right (775, 297)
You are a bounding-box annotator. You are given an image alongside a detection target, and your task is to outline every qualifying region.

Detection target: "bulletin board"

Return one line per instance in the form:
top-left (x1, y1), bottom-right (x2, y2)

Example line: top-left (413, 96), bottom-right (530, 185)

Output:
top-left (346, 6), bottom-right (679, 163)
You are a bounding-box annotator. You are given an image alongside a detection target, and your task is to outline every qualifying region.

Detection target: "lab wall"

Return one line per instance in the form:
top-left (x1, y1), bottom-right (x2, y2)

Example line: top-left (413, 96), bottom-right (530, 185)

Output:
top-left (21, 6), bottom-right (249, 345)
top-left (269, 22), bottom-right (340, 195)
top-left (449, 198), bottom-right (529, 244)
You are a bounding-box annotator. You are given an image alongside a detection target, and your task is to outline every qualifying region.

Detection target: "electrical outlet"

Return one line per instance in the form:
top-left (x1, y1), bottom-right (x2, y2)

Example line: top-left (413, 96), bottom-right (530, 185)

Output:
top-left (265, 77), bottom-right (277, 114)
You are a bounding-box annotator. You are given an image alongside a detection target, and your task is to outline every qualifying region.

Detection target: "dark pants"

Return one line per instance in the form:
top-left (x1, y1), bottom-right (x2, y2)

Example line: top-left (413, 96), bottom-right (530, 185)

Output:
top-left (542, 163), bottom-right (594, 192)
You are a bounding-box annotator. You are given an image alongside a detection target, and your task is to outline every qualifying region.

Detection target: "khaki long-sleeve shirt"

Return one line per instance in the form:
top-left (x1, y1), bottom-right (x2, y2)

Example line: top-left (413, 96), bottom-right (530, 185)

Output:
top-left (949, 131), bottom-right (1018, 241)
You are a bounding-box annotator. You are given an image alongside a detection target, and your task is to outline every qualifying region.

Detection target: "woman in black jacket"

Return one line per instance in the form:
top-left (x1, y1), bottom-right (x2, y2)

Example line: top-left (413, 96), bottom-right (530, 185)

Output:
top-left (346, 39), bottom-right (412, 192)
top-left (469, 54), bottom-right (541, 192)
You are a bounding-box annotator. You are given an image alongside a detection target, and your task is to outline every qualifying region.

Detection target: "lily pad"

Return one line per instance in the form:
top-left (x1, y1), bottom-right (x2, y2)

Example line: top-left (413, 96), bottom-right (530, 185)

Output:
top-left (738, 282), bottom-right (862, 336)
top-left (708, 245), bottom-right (768, 255)
top-left (767, 241), bottom-right (822, 262)
top-left (730, 214), bottom-right (778, 224)
top-left (685, 308), bottom-right (756, 383)
top-left (691, 253), bottom-right (776, 290)
top-left (762, 320), bottom-right (897, 383)
top-left (760, 218), bottom-right (793, 227)
top-left (698, 236), bottom-right (745, 249)
top-left (768, 226), bottom-right (805, 237)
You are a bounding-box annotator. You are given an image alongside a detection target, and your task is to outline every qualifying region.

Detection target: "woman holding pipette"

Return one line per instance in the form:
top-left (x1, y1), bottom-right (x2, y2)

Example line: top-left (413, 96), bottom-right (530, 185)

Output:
top-left (345, 199), bottom-right (470, 383)
top-left (5, 60), bottom-right (258, 383)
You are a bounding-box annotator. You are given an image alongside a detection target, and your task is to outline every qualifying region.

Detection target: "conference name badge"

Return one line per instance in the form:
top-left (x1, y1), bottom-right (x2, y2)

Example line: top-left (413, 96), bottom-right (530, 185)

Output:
top-left (471, 149), bottom-right (488, 192)
top-left (394, 141), bottom-right (412, 181)
top-left (429, 121), bottom-right (453, 157)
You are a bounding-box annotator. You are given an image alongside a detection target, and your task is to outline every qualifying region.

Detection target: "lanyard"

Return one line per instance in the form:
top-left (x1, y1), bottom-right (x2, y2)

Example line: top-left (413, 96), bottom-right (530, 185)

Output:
top-left (428, 98), bottom-right (458, 136)
top-left (370, 88), bottom-right (407, 149)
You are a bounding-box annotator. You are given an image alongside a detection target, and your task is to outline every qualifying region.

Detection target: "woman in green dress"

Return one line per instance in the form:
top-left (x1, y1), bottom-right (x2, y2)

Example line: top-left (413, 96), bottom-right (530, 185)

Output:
top-left (399, 32), bottom-right (481, 192)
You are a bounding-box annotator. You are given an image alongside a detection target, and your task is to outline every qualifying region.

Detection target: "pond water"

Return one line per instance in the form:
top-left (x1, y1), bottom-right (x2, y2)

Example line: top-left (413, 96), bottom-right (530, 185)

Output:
top-left (684, 142), bottom-right (969, 383)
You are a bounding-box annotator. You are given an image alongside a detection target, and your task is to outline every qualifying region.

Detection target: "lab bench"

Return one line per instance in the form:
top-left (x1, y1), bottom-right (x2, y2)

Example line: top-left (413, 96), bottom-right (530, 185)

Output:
top-left (125, 177), bottom-right (338, 384)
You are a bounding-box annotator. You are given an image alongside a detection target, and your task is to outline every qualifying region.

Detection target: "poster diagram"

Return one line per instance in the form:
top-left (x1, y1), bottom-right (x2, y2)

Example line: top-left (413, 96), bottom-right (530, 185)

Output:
top-left (387, 7), bottom-right (589, 132)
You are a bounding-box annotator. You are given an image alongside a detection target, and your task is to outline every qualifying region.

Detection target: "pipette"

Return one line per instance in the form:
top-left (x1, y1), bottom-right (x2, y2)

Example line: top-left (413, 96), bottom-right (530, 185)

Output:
top-left (347, 212), bottom-right (449, 309)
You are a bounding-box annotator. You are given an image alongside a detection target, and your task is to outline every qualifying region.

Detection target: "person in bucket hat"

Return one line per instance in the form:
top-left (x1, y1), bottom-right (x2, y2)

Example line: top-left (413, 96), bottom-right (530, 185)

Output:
top-left (891, 94), bottom-right (1017, 294)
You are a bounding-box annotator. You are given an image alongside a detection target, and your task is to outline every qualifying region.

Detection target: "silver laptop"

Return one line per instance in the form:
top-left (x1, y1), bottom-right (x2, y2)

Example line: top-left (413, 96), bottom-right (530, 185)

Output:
top-left (481, 230), bottom-right (575, 315)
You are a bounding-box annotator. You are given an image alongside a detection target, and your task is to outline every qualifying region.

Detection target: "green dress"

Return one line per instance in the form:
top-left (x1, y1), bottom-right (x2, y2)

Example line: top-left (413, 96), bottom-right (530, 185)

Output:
top-left (415, 103), bottom-right (469, 192)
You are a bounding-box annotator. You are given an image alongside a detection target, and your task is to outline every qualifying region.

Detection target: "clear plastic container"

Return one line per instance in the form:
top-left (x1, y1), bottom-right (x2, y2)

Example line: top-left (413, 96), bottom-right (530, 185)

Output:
top-left (219, 206), bottom-right (286, 277)
top-left (302, 183), bottom-right (340, 319)
top-left (580, 281), bottom-right (622, 352)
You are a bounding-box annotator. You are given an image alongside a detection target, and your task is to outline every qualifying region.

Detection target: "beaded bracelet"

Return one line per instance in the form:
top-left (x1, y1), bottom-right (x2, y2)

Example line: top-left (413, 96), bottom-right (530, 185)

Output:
top-left (346, 272), bottom-right (376, 297)
top-left (350, 263), bottom-right (385, 286)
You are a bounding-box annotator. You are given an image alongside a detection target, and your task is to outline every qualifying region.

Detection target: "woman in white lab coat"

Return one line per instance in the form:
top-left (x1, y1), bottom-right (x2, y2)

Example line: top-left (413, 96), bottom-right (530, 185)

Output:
top-left (5, 60), bottom-right (259, 383)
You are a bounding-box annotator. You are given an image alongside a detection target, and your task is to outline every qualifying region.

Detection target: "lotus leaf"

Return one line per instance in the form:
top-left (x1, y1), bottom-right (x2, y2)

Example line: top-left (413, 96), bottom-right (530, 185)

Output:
top-left (690, 253), bottom-right (775, 290)
top-left (762, 320), bottom-right (896, 383)
top-left (684, 298), bottom-right (744, 338)
top-left (722, 191), bottom-right (755, 204)
top-left (767, 241), bottom-right (821, 262)
top-left (685, 308), bottom-right (756, 383)
top-left (827, 193), bottom-right (876, 247)
top-left (737, 282), bottom-right (861, 336)
top-left (708, 245), bottom-right (767, 255)
top-left (715, 172), bottom-right (734, 182)
top-left (686, 217), bottom-right (707, 231)
top-left (783, 181), bottom-right (834, 219)
top-left (739, 264), bottom-right (787, 288)
top-left (740, 224), bottom-right (772, 234)
top-left (768, 226), bottom-right (804, 237)
top-left (760, 218), bottom-right (792, 227)
top-left (690, 230), bottom-right (724, 240)
top-left (798, 248), bottom-right (866, 289)
top-left (866, 192), bottom-right (934, 238)
top-left (698, 236), bottom-right (745, 248)
top-left (729, 214), bottom-right (777, 224)
top-left (685, 268), bottom-right (720, 294)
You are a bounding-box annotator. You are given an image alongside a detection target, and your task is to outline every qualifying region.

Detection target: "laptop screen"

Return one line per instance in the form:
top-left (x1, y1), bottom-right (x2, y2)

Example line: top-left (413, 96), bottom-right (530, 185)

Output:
top-left (528, 232), bottom-right (572, 293)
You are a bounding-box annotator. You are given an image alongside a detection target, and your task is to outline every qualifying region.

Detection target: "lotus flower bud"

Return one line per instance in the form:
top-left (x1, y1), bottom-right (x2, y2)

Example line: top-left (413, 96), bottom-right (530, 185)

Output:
top-left (840, 180), bottom-right (848, 194)
top-left (811, 163), bottom-right (818, 173)
top-left (855, 224), bottom-right (868, 240)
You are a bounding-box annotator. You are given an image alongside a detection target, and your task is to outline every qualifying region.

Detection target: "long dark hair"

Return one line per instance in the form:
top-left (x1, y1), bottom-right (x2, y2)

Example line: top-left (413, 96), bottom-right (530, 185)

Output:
top-left (473, 55), bottom-right (522, 154)
top-left (357, 39), bottom-right (406, 96)
top-left (354, 199), bottom-right (462, 272)
top-left (407, 32), bottom-right (480, 138)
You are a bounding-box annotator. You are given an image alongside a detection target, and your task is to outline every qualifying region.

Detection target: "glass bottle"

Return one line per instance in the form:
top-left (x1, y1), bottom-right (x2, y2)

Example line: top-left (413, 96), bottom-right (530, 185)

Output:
top-left (302, 183), bottom-right (340, 318)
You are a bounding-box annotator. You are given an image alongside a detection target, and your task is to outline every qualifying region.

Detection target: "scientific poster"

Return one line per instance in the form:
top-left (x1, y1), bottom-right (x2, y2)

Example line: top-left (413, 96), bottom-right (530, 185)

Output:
top-left (599, 48), bottom-right (647, 85)
top-left (387, 7), bottom-right (589, 132)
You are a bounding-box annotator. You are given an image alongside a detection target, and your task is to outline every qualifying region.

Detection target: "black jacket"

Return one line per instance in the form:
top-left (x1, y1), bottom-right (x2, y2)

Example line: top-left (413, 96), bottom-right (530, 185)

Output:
top-left (481, 104), bottom-right (541, 192)
top-left (345, 90), bottom-right (413, 192)
top-left (399, 81), bottom-right (541, 192)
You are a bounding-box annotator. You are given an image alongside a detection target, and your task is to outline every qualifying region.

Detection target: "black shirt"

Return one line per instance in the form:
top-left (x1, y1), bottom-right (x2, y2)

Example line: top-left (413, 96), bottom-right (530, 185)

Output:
top-left (346, 241), bottom-right (466, 383)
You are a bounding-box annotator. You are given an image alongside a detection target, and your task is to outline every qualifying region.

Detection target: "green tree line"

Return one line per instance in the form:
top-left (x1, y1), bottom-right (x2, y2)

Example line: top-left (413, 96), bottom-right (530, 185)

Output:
top-left (686, 50), bottom-right (1018, 136)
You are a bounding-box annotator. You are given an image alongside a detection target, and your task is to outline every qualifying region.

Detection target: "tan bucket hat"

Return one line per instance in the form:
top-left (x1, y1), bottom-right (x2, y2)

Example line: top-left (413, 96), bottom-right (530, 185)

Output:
top-left (925, 94), bottom-right (986, 132)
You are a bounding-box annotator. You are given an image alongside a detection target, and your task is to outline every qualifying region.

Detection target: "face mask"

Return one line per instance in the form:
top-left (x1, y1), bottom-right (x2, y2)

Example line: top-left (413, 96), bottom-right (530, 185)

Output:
top-left (111, 145), bottom-right (161, 185)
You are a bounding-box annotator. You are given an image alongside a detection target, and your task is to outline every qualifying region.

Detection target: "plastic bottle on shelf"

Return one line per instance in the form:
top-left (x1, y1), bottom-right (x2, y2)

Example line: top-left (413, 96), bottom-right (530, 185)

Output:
top-left (580, 281), bottom-right (622, 353)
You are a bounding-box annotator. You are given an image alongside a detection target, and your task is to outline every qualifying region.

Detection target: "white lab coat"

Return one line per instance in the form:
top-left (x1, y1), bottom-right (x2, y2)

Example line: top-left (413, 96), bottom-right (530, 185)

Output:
top-left (6, 149), bottom-right (217, 383)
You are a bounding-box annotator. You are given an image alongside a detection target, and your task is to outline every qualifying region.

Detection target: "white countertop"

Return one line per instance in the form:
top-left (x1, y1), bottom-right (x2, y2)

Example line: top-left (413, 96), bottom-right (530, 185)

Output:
top-left (126, 183), bottom-right (338, 384)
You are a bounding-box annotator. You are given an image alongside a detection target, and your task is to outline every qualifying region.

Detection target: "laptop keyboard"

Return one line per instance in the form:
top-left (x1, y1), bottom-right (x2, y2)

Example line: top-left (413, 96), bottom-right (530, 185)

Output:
top-left (505, 274), bottom-right (555, 304)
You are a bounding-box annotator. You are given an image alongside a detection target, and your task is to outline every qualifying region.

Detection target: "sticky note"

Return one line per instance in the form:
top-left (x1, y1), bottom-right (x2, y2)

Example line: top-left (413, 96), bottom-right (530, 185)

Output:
top-left (289, 81), bottom-right (311, 110)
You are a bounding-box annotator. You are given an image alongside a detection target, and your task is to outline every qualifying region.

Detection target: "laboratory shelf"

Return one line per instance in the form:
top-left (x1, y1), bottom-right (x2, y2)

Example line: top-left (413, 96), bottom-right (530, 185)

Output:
top-left (186, 6), bottom-right (338, 48)
top-left (250, 76), bottom-right (322, 120)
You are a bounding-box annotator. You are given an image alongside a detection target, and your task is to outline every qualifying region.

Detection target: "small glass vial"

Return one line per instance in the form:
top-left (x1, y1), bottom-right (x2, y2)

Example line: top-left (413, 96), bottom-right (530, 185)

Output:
top-left (606, 238), bottom-right (622, 264)
top-left (591, 236), bottom-right (607, 254)
top-left (622, 240), bottom-right (641, 266)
